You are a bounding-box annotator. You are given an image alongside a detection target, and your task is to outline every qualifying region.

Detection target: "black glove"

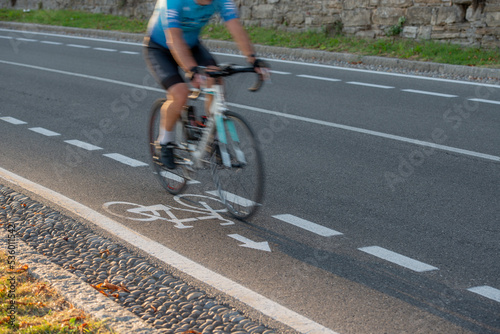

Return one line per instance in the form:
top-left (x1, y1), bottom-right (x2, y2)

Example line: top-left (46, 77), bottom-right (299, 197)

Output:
top-left (186, 66), bottom-right (200, 81)
top-left (252, 58), bottom-right (268, 69)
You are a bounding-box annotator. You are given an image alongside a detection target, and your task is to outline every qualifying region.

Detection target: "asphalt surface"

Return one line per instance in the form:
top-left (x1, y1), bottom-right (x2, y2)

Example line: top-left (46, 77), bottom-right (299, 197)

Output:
top-left (1, 21), bottom-right (499, 334)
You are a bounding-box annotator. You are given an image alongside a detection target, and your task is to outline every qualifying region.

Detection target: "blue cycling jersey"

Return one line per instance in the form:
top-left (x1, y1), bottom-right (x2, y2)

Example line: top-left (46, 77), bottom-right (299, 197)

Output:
top-left (147, 0), bottom-right (239, 49)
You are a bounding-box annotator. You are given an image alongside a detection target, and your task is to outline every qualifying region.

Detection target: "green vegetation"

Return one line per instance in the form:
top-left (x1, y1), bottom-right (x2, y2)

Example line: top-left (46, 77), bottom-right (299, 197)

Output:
top-left (0, 250), bottom-right (113, 333)
top-left (0, 8), bottom-right (147, 32)
top-left (0, 8), bottom-right (499, 67)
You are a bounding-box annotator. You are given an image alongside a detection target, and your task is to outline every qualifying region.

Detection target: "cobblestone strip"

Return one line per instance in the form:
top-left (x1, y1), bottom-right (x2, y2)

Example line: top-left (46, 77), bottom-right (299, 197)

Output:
top-left (0, 185), bottom-right (278, 334)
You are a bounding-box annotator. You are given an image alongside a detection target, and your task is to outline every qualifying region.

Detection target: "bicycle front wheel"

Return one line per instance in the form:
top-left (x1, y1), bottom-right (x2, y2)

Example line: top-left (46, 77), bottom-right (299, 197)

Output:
top-left (210, 111), bottom-right (264, 220)
top-left (148, 98), bottom-right (188, 195)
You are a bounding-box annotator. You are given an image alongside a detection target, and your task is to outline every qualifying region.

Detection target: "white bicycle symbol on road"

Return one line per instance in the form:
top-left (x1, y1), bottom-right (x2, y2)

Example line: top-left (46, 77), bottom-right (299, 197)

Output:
top-left (102, 194), bottom-right (235, 229)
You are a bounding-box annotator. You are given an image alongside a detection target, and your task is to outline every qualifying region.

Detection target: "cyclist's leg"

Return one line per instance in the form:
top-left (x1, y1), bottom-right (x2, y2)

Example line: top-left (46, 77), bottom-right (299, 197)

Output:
top-left (144, 39), bottom-right (190, 168)
top-left (192, 43), bottom-right (218, 115)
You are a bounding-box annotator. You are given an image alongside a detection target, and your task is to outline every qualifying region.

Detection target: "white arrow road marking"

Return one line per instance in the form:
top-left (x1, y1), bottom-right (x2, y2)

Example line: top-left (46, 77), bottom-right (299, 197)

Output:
top-left (228, 234), bottom-right (271, 252)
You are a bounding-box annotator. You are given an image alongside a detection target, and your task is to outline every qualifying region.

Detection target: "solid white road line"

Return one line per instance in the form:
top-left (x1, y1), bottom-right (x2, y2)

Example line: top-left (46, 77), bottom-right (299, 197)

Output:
top-left (0, 116), bottom-right (27, 125)
top-left (29, 127), bottom-right (61, 136)
top-left (401, 89), bottom-right (457, 98)
top-left (0, 166), bottom-right (339, 334)
top-left (467, 286), bottom-right (500, 303)
top-left (359, 246), bottom-right (438, 272)
top-left (103, 153), bottom-right (148, 167)
top-left (272, 214), bottom-right (343, 237)
top-left (64, 140), bottom-right (102, 151)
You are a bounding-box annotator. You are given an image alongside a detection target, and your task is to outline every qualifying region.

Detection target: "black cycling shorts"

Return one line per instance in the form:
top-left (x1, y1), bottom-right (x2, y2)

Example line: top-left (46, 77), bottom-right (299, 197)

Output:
top-left (143, 37), bottom-right (217, 90)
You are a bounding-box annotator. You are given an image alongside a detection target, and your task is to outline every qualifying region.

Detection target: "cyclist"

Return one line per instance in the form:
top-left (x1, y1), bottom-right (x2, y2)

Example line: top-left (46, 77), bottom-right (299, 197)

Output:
top-left (143, 0), bottom-right (269, 169)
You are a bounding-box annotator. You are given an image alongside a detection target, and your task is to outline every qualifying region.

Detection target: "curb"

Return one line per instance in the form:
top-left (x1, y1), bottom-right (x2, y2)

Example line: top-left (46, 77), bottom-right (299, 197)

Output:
top-left (1, 21), bottom-right (499, 81)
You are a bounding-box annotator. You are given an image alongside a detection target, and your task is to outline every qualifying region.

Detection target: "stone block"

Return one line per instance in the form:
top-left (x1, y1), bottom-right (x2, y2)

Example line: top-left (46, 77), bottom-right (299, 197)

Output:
top-left (341, 8), bottom-right (371, 27)
top-left (452, 0), bottom-right (472, 4)
top-left (343, 0), bottom-right (370, 10)
top-left (379, 0), bottom-right (413, 8)
top-left (434, 5), bottom-right (466, 25)
top-left (414, 0), bottom-right (447, 4)
top-left (466, 6), bottom-right (486, 22)
top-left (355, 30), bottom-right (376, 38)
top-left (239, 6), bottom-right (252, 20)
top-left (252, 4), bottom-right (274, 19)
top-left (285, 12), bottom-right (305, 25)
top-left (418, 25), bottom-right (432, 39)
top-left (372, 7), bottom-right (405, 25)
top-left (486, 11), bottom-right (500, 27)
top-left (406, 6), bottom-right (433, 25)
top-left (402, 26), bottom-right (418, 38)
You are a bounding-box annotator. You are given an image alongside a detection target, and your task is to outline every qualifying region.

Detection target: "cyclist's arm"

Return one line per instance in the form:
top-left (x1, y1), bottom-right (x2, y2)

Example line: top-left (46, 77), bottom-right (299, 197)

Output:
top-left (224, 18), bottom-right (256, 64)
top-left (166, 27), bottom-right (198, 73)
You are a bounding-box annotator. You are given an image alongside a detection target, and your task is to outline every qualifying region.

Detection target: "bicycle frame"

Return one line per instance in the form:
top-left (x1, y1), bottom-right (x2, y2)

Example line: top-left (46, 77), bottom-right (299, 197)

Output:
top-left (188, 83), bottom-right (227, 169)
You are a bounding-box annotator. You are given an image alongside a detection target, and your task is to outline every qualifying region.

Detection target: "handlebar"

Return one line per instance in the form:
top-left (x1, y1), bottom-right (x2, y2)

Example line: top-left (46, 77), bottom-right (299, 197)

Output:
top-left (198, 64), bottom-right (270, 92)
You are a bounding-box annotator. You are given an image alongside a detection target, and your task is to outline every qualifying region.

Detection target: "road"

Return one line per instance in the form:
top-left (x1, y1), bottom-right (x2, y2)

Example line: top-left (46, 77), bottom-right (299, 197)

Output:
top-left (1, 28), bottom-right (499, 334)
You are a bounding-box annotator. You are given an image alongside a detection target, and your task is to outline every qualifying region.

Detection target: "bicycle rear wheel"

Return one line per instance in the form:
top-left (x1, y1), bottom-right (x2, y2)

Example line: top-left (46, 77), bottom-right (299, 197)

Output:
top-left (148, 98), bottom-right (189, 195)
top-left (210, 111), bottom-right (264, 220)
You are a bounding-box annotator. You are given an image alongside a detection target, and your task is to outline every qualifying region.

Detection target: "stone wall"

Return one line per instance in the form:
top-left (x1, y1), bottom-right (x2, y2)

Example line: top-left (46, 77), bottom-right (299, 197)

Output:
top-left (4, 0), bottom-right (499, 47)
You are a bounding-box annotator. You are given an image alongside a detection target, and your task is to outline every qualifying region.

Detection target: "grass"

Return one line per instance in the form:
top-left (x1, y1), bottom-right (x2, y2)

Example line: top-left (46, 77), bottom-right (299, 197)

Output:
top-left (0, 8), bottom-right (499, 67)
top-left (0, 250), bottom-right (114, 333)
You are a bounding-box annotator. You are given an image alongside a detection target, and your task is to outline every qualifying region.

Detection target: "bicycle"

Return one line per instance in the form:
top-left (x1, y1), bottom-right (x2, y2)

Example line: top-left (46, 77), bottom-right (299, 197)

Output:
top-left (148, 64), bottom-right (267, 220)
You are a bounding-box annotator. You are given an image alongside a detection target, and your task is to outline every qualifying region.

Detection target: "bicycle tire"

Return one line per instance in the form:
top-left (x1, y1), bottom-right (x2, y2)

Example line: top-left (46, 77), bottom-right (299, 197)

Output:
top-left (148, 98), bottom-right (188, 195)
top-left (210, 111), bottom-right (264, 220)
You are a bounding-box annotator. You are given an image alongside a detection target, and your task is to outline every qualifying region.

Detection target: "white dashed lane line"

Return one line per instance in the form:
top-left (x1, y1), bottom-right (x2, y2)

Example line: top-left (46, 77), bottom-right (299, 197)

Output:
top-left (103, 153), bottom-right (148, 167)
top-left (94, 47), bottom-right (117, 52)
top-left (359, 246), bottom-right (439, 272)
top-left (16, 37), bottom-right (37, 42)
top-left (64, 139), bottom-right (103, 151)
top-left (469, 98), bottom-right (500, 105)
top-left (1, 35), bottom-right (140, 55)
top-left (40, 40), bottom-right (63, 45)
top-left (272, 214), bottom-right (343, 237)
top-left (0, 116), bottom-right (27, 125)
top-left (401, 89), bottom-right (458, 98)
top-left (66, 44), bottom-right (91, 49)
top-left (468, 286), bottom-right (500, 303)
top-left (297, 74), bottom-right (342, 82)
top-left (29, 127), bottom-right (61, 136)
top-left (346, 81), bottom-right (394, 89)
